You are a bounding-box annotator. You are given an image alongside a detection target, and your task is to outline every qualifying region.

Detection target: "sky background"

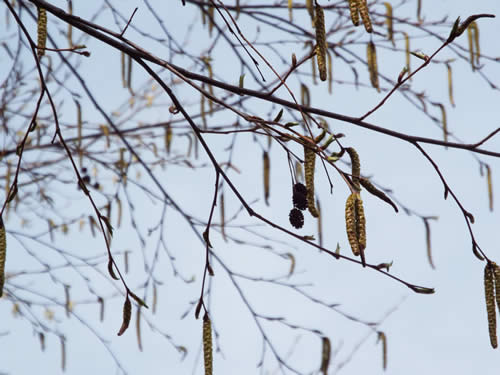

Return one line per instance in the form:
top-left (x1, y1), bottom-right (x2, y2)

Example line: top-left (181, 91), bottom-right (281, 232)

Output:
top-left (1, 0), bottom-right (500, 374)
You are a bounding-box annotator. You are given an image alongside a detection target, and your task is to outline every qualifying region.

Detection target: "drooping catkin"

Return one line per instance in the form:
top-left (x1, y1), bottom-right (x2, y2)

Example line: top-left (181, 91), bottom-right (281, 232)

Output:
top-left (346, 147), bottom-right (360, 191)
top-left (304, 145), bottom-right (319, 217)
top-left (345, 193), bottom-right (366, 257)
top-left (348, 0), bottom-right (360, 26)
top-left (492, 264), bottom-right (500, 314)
top-left (358, 0), bottom-right (372, 33)
top-left (345, 193), bottom-right (358, 255)
top-left (0, 217), bottom-right (6, 297)
top-left (306, 0), bottom-right (315, 25)
top-left (315, 4), bottom-right (327, 82)
top-left (263, 151), bottom-right (270, 205)
top-left (37, 7), bottom-right (47, 58)
top-left (377, 332), bottom-right (388, 370)
top-left (354, 194), bottom-right (366, 252)
top-left (485, 264), bottom-right (498, 348)
top-left (367, 42), bottom-right (380, 91)
top-left (384, 2), bottom-right (394, 45)
top-left (203, 314), bottom-right (213, 375)
top-left (320, 337), bottom-right (331, 374)
top-left (446, 63), bottom-right (455, 107)
top-left (486, 165), bottom-right (493, 212)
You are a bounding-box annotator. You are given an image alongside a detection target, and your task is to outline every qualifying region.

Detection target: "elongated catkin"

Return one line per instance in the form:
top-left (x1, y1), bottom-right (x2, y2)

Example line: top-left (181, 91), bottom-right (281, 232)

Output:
top-left (315, 5), bottom-right (327, 81)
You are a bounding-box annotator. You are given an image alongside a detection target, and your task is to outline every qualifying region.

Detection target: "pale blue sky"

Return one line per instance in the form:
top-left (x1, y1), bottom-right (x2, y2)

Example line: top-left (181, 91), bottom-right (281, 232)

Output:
top-left (1, 1), bottom-right (500, 374)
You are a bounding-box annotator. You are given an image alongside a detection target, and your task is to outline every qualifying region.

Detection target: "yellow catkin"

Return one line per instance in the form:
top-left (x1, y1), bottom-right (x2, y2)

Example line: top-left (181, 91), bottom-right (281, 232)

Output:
top-left (203, 314), bottom-right (213, 375)
top-left (288, 0), bottom-right (293, 22)
top-left (306, 0), bottom-right (315, 25)
top-left (404, 32), bottom-right (411, 80)
top-left (378, 332), bottom-right (388, 370)
top-left (263, 151), bottom-right (270, 206)
top-left (345, 193), bottom-right (366, 256)
top-left (493, 264), bottom-right (500, 314)
top-left (208, 6), bottom-right (215, 37)
top-left (304, 145), bottom-right (319, 217)
top-left (315, 5), bottom-right (327, 82)
top-left (384, 2), bottom-right (394, 45)
top-left (446, 63), bottom-right (455, 107)
top-left (37, 8), bottom-right (47, 58)
top-left (434, 103), bottom-right (447, 144)
top-left (346, 147), bottom-right (361, 191)
top-left (467, 22), bottom-right (480, 71)
top-left (345, 193), bottom-right (359, 255)
top-left (358, 0), bottom-right (372, 33)
top-left (0, 217), bottom-right (6, 297)
top-left (484, 264), bottom-right (497, 348)
top-left (327, 50), bottom-right (333, 94)
top-left (348, 0), bottom-right (360, 26)
top-left (320, 337), bottom-right (331, 374)
top-left (486, 165), bottom-right (493, 211)
top-left (354, 195), bottom-right (366, 252)
top-left (220, 192), bottom-right (227, 241)
top-left (367, 42), bottom-right (380, 91)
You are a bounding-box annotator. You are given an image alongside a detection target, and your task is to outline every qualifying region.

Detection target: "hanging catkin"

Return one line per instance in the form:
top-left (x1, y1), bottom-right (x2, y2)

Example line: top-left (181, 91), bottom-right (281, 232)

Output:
top-left (484, 264), bottom-right (497, 348)
top-left (37, 8), bottom-right (47, 58)
top-left (203, 314), bottom-right (213, 375)
top-left (304, 145), bottom-right (319, 217)
top-left (0, 217), bottom-right (6, 297)
top-left (315, 4), bottom-right (327, 81)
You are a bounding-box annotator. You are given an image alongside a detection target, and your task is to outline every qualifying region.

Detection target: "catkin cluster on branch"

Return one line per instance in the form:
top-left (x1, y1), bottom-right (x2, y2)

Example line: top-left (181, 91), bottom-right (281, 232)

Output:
top-left (347, 0), bottom-right (372, 33)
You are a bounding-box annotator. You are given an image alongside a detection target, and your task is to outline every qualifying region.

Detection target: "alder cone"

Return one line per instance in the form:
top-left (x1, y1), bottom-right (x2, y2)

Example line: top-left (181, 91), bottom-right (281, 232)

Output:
top-left (289, 208), bottom-right (305, 229)
top-left (293, 183), bottom-right (308, 211)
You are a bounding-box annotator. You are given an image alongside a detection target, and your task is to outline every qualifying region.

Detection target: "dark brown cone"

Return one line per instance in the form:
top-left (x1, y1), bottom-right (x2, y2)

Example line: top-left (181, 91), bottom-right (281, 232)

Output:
top-left (293, 183), bottom-right (308, 211)
top-left (289, 208), bottom-right (304, 229)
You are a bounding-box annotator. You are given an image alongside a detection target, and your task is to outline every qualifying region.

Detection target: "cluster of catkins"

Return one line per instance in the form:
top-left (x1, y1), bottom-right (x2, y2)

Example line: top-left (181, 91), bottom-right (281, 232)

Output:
top-left (289, 183), bottom-right (308, 229)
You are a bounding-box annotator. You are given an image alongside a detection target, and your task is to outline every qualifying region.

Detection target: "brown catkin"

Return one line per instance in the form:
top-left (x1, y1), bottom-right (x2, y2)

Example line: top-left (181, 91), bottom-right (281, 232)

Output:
top-left (358, 0), bottom-right (373, 33)
top-left (315, 5), bottom-right (327, 82)
top-left (348, 0), bottom-right (360, 26)
top-left (117, 296), bottom-right (132, 336)
top-left (263, 151), bottom-right (270, 205)
top-left (203, 314), bottom-right (213, 375)
top-left (304, 145), bottom-right (319, 217)
top-left (484, 264), bottom-right (497, 348)
top-left (37, 8), bottom-right (47, 58)
top-left (320, 337), bottom-right (331, 374)
top-left (0, 217), bottom-right (6, 297)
